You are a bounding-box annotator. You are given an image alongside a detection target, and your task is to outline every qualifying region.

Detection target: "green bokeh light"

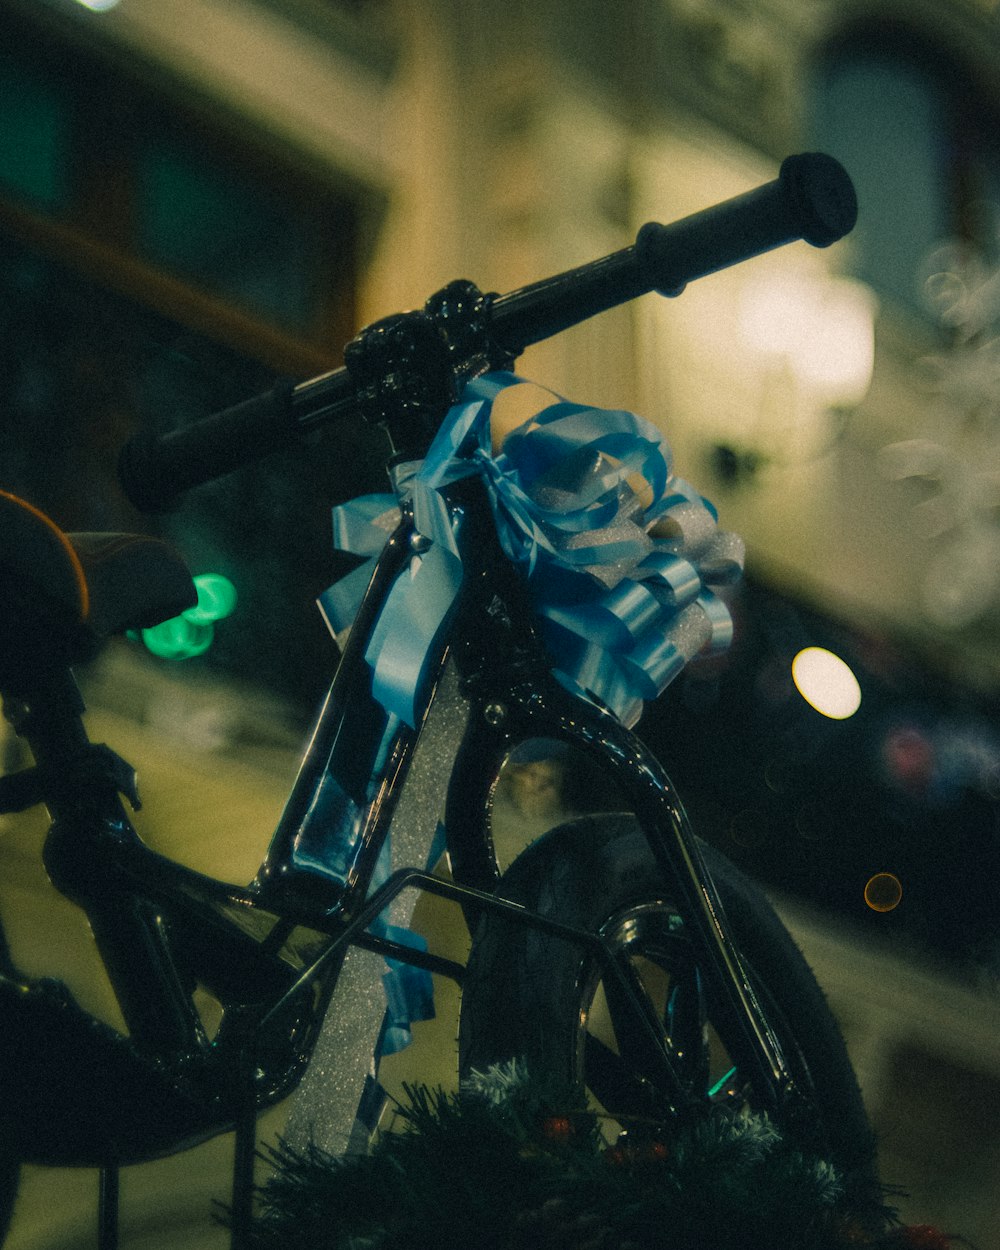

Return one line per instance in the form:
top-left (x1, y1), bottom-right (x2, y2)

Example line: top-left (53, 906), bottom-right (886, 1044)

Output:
top-left (141, 616), bottom-right (215, 660)
top-left (184, 572), bottom-right (239, 625)
top-left (133, 572), bottom-right (237, 660)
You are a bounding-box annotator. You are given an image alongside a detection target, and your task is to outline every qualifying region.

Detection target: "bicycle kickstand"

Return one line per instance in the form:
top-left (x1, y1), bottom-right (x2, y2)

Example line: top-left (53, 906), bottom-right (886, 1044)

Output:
top-left (98, 1165), bottom-right (120, 1250)
top-left (229, 1012), bottom-right (262, 1250)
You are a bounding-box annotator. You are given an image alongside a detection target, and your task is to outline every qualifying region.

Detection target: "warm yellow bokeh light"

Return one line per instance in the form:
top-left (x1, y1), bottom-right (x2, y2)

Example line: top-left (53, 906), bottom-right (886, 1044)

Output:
top-left (791, 647), bottom-right (862, 720)
top-left (740, 272), bottom-right (877, 407)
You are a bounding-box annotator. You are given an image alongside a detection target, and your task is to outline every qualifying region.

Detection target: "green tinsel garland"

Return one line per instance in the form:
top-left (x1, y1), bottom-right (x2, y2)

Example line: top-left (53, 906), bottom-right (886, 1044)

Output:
top-left (244, 1061), bottom-right (936, 1250)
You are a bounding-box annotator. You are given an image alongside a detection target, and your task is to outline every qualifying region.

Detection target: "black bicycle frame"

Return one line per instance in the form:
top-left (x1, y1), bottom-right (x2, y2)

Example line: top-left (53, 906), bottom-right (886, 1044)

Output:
top-left (9, 469), bottom-right (794, 1172)
top-left (253, 469), bottom-right (793, 1131)
top-left (5, 150), bottom-right (862, 1248)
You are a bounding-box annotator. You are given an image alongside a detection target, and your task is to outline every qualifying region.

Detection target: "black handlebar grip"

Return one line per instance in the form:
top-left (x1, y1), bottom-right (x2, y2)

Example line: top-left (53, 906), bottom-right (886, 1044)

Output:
top-left (487, 152), bottom-right (857, 354)
top-left (635, 152), bottom-right (857, 296)
top-left (118, 382), bottom-right (295, 512)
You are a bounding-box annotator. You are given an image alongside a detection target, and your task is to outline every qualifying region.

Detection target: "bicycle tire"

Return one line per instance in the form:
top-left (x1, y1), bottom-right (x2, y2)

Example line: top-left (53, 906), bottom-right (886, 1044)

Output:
top-left (458, 813), bottom-right (876, 1180)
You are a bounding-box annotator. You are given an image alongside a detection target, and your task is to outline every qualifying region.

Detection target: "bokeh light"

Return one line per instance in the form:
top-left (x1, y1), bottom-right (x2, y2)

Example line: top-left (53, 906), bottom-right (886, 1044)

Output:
top-left (135, 572), bottom-right (237, 660)
top-left (791, 647), bottom-right (862, 720)
top-left (140, 616), bottom-right (215, 660)
top-left (184, 572), bottom-right (239, 625)
top-left (864, 872), bottom-right (903, 913)
top-left (740, 272), bottom-right (876, 407)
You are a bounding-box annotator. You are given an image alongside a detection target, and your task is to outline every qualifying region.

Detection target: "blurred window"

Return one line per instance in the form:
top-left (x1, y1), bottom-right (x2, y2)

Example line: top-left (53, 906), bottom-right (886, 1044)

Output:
top-left (0, 8), bottom-right (374, 708)
top-left (0, 51), bottom-right (71, 212)
top-left (136, 142), bottom-right (316, 336)
top-left (811, 25), bottom-right (1000, 321)
top-left (0, 7), bottom-right (358, 368)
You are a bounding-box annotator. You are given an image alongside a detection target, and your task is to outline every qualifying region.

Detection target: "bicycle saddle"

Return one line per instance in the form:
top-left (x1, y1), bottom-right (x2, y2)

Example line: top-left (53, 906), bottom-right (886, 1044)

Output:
top-left (0, 490), bottom-right (196, 681)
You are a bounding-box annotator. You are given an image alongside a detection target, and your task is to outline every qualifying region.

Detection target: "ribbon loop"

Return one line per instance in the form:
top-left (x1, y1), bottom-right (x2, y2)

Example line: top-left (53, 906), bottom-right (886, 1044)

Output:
top-left (321, 372), bottom-right (743, 728)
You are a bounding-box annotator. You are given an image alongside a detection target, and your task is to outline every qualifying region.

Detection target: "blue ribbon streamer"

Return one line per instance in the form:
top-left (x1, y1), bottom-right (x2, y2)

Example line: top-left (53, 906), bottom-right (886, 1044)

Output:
top-left (318, 496), bottom-right (400, 639)
top-left (369, 823), bottom-right (447, 1057)
top-left (321, 372), bottom-right (743, 729)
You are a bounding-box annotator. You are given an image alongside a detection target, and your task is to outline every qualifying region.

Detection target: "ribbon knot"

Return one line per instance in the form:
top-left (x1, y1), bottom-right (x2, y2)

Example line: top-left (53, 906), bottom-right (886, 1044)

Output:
top-left (320, 373), bottom-right (743, 729)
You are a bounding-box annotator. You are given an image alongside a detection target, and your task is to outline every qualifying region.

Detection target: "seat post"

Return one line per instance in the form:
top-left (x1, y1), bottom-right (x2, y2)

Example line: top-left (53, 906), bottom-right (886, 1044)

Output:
top-left (2, 666), bottom-right (91, 785)
top-left (4, 669), bottom-right (206, 1053)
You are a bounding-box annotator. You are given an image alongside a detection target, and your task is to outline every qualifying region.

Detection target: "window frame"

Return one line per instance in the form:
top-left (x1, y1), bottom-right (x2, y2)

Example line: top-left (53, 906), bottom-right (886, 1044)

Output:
top-left (0, 3), bottom-right (364, 377)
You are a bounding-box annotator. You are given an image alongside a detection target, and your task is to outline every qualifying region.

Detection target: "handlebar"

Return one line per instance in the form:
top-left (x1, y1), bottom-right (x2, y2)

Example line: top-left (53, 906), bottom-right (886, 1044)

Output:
top-left (119, 152), bottom-right (856, 512)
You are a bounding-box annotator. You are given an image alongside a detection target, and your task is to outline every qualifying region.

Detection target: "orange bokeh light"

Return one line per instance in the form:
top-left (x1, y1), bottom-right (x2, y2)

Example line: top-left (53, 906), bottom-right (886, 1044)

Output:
top-left (864, 873), bottom-right (903, 913)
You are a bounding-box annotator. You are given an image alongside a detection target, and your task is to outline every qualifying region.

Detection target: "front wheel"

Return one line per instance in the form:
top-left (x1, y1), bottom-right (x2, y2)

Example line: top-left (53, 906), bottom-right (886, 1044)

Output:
top-left (458, 813), bottom-right (875, 1181)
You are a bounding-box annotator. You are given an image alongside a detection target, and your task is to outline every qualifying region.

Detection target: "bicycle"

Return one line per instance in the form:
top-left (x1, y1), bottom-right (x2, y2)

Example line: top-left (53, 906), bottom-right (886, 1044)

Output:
top-left (0, 153), bottom-right (873, 1249)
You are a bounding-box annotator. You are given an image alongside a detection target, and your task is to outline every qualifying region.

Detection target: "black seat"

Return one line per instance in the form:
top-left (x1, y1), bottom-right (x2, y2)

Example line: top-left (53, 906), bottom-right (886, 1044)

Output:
top-left (0, 490), bottom-right (196, 682)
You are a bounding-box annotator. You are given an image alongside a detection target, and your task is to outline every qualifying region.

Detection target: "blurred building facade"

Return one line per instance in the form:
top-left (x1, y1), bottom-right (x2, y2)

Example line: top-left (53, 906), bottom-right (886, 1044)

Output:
top-left (3, 0), bottom-right (1000, 1244)
top-left (7, 0), bottom-right (1000, 687)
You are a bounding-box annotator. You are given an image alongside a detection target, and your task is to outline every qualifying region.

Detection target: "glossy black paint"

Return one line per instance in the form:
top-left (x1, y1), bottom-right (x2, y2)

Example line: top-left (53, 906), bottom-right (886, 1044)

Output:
top-left (1, 157), bottom-right (861, 1241)
top-left (0, 469), bottom-right (797, 1175)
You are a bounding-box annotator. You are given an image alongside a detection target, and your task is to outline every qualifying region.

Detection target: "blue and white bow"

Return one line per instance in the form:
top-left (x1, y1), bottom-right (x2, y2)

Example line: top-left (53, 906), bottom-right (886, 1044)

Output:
top-left (319, 372), bottom-right (743, 729)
